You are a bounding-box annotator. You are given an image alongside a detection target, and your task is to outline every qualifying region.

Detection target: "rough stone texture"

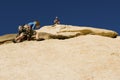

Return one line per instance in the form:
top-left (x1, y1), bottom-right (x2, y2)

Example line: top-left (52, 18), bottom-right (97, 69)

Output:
top-left (0, 34), bottom-right (16, 45)
top-left (0, 35), bottom-right (120, 80)
top-left (0, 24), bottom-right (120, 80)
top-left (0, 25), bottom-right (118, 45)
top-left (37, 25), bottom-right (118, 38)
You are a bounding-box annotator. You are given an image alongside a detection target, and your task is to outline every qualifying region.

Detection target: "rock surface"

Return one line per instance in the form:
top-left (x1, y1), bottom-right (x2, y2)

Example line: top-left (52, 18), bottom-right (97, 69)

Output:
top-left (37, 25), bottom-right (118, 38)
top-left (0, 25), bottom-right (118, 45)
top-left (0, 35), bottom-right (120, 80)
top-left (0, 25), bottom-right (120, 80)
top-left (0, 34), bottom-right (16, 45)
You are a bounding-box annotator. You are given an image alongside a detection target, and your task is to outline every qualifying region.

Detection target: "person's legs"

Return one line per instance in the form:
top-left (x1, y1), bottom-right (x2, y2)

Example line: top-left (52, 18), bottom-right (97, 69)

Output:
top-left (14, 33), bottom-right (26, 42)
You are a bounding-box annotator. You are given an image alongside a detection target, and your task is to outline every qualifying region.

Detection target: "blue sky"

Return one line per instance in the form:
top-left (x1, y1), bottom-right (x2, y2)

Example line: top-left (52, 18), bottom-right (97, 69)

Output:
top-left (0, 0), bottom-right (120, 35)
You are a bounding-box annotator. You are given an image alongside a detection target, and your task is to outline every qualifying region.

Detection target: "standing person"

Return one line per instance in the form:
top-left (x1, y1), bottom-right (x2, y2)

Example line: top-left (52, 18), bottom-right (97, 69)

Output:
top-left (54, 16), bottom-right (60, 25)
top-left (28, 20), bottom-right (40, 30)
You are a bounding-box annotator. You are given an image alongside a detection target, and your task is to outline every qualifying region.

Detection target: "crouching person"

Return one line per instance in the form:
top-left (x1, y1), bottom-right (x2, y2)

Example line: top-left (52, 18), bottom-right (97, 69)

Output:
top-left (13, 25), bottom-right (36, 43)
top-left (24, 24), bottom-right (36, 40)
top-left (13, 26), bottom-right (26, 43)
